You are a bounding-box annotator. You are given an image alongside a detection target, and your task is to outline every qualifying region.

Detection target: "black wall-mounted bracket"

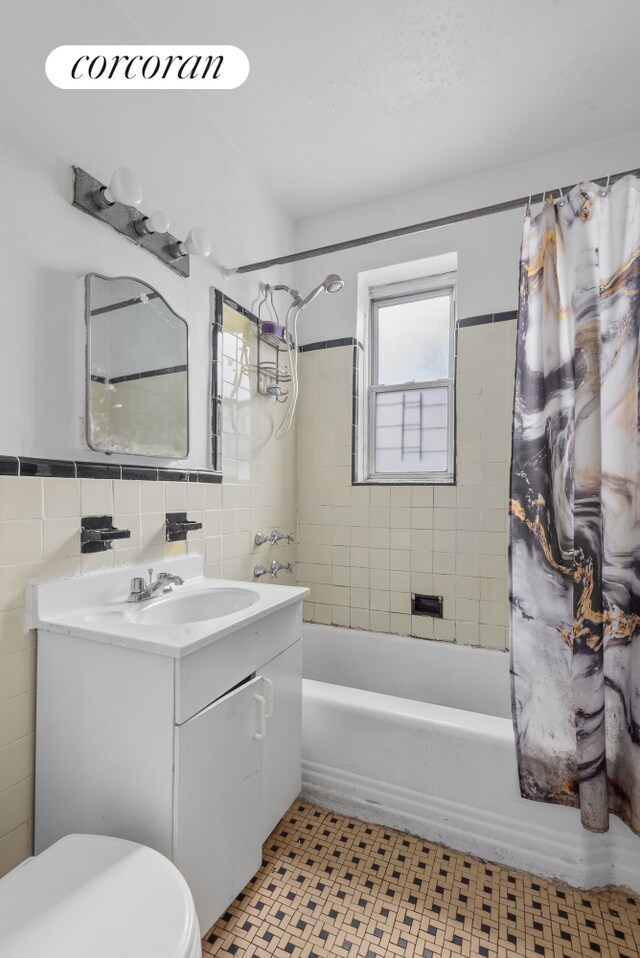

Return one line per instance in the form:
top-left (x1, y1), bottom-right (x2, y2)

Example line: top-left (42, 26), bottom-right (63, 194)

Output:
top-left (81, 515), bottom-right (132, 553)
top-left (72, 166), bottom-right (190, 278)
top-left (166, 512), bottom-right (203, 543)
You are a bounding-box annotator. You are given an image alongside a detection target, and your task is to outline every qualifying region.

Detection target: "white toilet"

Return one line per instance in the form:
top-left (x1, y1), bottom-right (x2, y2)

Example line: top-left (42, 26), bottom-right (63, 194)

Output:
top-left (0, 833), bottom-right (201, 957)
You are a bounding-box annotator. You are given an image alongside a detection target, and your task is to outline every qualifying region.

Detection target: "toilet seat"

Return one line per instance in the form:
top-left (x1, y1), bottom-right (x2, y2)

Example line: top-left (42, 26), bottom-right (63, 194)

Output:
top-left (0, 834), bottom-right (201, 957)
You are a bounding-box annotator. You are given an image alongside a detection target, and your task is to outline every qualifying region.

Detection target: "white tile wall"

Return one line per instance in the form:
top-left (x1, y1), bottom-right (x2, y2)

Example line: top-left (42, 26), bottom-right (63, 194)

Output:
top-left (296, 319), bottom-right (516, 648)
top-left (0, 304), bottom-right (297, 878)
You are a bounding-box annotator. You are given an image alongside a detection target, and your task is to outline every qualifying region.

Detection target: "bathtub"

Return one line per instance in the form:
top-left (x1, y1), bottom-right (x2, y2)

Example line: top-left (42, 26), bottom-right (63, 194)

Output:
top-left (301, 623), bottom-right (640, 893)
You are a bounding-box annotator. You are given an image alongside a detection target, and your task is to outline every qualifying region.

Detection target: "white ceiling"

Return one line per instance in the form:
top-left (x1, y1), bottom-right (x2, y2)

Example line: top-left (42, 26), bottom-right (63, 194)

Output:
top-left (116, 0), bottom-right (640, 220)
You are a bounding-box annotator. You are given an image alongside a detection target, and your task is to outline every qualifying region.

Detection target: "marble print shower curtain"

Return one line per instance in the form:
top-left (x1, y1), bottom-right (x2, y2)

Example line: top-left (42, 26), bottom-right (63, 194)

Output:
top-left (509, 176), bottom-right (640, 835)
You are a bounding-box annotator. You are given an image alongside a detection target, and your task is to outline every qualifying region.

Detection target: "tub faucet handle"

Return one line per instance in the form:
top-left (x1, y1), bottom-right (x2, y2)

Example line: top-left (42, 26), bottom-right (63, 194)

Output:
top-left (270, 529), bottom-right (295, 544)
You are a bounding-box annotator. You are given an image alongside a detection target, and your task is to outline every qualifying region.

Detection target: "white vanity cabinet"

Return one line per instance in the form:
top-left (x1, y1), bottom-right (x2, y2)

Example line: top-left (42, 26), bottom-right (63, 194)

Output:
top-left (175, 675), bottom-right (265, 925)
top-left (261, 641), bottom-right (303, 838)
top-left (33, 563), bottom-right (307, 936)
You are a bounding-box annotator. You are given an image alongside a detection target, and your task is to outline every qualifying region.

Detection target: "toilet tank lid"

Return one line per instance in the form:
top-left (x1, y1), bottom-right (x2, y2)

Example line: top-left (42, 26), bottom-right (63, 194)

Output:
top-left (0, 834), bottom-right (200, 958)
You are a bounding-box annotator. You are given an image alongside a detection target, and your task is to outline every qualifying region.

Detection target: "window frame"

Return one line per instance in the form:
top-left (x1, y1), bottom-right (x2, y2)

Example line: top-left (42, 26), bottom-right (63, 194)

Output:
top-left (362, 272), bottom-right (456, 485)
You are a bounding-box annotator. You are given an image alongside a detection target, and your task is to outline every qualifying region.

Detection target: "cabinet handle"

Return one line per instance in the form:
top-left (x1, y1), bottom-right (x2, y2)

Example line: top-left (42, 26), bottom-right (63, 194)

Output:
top-left (263, 677), bottom-right (274, 719)
top-left (254, 694), bottom-right (267, 740)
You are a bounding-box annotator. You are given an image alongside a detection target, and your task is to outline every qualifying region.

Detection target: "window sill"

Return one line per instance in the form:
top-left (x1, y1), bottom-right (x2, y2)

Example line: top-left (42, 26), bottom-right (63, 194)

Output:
top-left (353, 477), bottom-right (456, 487)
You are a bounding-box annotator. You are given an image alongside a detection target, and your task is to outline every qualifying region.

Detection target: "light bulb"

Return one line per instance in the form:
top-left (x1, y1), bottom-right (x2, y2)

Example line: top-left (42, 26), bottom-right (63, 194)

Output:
top-left (101, 167), bottom-right (143, 207)
top-left (176, 226), bottom-right (212, 259)
top-left (135, 209), bottom-right (170, 236)
top-left (146, 209), bottom-right (170, 233)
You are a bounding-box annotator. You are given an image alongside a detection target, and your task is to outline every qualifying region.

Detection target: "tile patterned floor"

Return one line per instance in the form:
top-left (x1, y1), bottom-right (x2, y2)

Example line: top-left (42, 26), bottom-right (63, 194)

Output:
top-left (202, 801), bottom-right (640, 958)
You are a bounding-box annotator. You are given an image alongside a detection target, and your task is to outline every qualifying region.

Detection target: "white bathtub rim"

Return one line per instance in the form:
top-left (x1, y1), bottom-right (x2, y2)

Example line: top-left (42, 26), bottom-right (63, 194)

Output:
top-left (302, 758), bottom-right (640, 894)
top-left (304, 677), bottom-right (512, 741)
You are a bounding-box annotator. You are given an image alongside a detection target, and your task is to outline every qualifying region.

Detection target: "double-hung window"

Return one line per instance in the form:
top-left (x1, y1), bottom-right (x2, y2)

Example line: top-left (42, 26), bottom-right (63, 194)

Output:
top-left (361, 272), bottom-right (456, 483)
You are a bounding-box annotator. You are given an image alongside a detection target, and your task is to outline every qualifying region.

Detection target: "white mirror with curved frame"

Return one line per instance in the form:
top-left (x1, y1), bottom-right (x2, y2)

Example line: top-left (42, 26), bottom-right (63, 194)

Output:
top-left (86, 273), bottom-right (189, 458)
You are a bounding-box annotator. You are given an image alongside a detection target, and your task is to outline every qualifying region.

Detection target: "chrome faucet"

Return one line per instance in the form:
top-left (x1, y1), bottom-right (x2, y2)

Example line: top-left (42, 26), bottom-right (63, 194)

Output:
top-left (127, 568), bottom-right (185, 603)
top-left (254, 560), bottom-right (293, 579)
top-left (254, 529), bottom-right (295, 546)
top-left (274, 531), bottom-right (295, 544)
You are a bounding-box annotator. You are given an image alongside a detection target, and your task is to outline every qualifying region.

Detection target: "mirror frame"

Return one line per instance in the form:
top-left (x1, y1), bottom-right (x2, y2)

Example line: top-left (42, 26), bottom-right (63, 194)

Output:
top-left (85, 272), bottom-right (190, 459)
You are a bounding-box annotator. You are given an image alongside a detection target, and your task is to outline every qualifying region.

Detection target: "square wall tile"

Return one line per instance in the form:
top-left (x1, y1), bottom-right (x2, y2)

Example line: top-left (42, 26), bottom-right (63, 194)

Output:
top-left (81, 479), bottom-right (113, 517)
top-left (42, 479), bottom-right (79, 519)
top-left (0, 478), bottom-right (42, 520)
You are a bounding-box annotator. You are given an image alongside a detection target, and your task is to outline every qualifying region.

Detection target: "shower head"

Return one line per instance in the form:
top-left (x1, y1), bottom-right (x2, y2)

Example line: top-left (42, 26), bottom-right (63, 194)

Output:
top-left (297, 273), bottom-right (345, 308)
top-left (324, 273), bottom-right (345, 294)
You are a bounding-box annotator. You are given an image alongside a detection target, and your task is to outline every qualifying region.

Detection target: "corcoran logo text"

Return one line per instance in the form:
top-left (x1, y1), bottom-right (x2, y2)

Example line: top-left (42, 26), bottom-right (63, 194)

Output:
top-left (46, 45), bottom-right (249, 90)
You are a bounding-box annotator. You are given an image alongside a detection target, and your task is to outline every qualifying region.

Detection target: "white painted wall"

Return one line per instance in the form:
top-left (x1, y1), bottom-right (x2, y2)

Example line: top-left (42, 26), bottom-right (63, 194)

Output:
top-left (293, 132), bottom-right (640, 344)
top-left (0, 0), bottom-right (295, 468)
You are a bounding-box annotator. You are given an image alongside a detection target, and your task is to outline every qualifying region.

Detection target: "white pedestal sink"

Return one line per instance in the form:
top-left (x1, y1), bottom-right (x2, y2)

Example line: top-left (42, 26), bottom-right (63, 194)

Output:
top-left (28, 555), bottom-right (309, 934)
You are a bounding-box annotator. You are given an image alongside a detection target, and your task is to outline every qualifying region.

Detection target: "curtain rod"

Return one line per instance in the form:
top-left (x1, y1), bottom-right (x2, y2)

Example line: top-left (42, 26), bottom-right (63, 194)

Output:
top-left (222, 166), bottom-right (640, 276)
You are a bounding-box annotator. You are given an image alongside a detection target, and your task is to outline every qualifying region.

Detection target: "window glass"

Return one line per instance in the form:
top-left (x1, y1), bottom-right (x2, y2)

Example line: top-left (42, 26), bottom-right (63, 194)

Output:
top-left (376, 295), bottom-right (450, 384)
top-left (374, 387), bottom-right (449, 474)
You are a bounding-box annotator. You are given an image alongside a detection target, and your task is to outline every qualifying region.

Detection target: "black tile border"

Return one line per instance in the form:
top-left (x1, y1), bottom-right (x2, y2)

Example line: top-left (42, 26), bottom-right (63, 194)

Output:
top-left (219, 294), bottom-right (261, 327)
top-left (76, 461), bottom-right (122, 480)
top-left (20, 458), bottom-right (77, 479)
top-left (0, 456), bottom-right (19, 476)
top-left (457, 309), bottom-right (517, 329)
top-left (0, 456), bottom-right (222, 483)
top-left (299, 337), bottom-right (362, 353)
top-left (211, 289), bottom-right (226, 473)
top-left (121, 465), bottom-right (159, 482)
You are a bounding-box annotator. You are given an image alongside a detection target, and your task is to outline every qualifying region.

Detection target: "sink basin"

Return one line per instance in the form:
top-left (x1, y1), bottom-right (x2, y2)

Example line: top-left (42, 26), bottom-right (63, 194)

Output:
top-left (128, 587), bottom-right (260, 626)
top-left (30, 556), bottom-right (309, 658)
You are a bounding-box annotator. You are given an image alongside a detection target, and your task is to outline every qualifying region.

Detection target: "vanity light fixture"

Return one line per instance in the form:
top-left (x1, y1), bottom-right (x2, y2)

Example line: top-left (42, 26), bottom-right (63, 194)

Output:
top-left (173, 226), bottom-right (212, 260)
top-left (72, 165), bottom-right (196, 278)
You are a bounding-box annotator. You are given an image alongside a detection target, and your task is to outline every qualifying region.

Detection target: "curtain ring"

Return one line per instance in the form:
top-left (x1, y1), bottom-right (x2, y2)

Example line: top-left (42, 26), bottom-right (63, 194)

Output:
top-left (557, 185), bottom-right (565, 207)
top-left (602, 173), bottom-right (611, 197)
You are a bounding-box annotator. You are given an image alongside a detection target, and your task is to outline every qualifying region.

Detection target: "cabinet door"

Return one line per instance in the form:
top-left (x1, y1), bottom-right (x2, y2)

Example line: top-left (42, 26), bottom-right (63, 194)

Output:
top-left (261, 639), bottom-right (303, 838)
top-left (175, 676), bottom-right (265, 934)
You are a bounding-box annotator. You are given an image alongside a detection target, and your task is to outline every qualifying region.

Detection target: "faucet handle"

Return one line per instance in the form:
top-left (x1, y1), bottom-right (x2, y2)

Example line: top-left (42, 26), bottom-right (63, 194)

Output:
top-left (130, 576), bottom-right (145, 593)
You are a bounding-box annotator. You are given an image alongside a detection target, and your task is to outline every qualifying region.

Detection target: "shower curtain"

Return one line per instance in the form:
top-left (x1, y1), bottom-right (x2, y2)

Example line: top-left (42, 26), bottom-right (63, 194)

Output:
top-left (509, 175), bottom-right (640, 835)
